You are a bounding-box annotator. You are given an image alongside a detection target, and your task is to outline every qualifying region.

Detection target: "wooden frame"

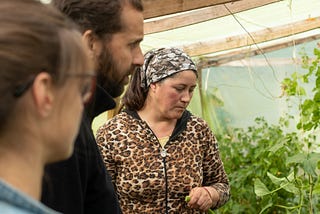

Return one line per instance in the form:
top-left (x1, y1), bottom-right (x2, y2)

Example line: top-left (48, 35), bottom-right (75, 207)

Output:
top-left (180, 16), bottom-right (320, 56)
top-left (144, 0), bottom-right (281, 34)
top-left (197, 33), bottom-right (320, 68)
top-left (142, 0), bottom-right (240, 19)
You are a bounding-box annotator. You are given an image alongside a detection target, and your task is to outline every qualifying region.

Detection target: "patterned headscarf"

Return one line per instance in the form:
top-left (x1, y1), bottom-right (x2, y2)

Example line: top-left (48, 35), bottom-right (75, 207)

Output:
top-left (140, 47), bottom-right (197, 89)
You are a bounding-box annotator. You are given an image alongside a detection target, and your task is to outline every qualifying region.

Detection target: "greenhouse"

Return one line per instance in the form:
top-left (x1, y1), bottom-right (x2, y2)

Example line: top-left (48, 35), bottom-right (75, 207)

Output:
top-left (93, 0), bottom-right (320, 213)
top-left (140, 0), bottom-right (320, 130)
top-left (41, 0), bottom-right (320, 213)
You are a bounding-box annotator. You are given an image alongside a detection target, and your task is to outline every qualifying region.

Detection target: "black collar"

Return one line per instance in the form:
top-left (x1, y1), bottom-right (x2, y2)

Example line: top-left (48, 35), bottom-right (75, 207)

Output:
top-left (124, 109), bottom-right (191, 140)
top-left (85, 85), bottom-right (116, 122)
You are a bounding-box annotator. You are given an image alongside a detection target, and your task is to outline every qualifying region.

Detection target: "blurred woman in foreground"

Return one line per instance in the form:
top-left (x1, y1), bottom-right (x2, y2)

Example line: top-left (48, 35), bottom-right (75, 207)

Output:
top-left (0, 0), bottom-right (94, 213)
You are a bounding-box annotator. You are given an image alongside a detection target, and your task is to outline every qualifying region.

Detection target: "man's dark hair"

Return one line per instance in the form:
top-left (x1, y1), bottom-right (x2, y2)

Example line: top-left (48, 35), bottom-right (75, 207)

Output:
top-left (51, 0), bottom-right (143, 39)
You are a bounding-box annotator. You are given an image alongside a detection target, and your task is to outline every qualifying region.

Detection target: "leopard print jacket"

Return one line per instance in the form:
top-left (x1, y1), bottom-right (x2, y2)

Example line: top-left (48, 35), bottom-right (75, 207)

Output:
top-left (96, 110), bottom-right (230, 214)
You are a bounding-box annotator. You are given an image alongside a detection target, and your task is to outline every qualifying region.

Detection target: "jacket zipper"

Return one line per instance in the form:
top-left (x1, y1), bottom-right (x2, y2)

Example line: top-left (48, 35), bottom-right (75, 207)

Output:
top-left (160, 148), bottom-right (168, 214)
top-left (139, 119), bottom-right (173, 214)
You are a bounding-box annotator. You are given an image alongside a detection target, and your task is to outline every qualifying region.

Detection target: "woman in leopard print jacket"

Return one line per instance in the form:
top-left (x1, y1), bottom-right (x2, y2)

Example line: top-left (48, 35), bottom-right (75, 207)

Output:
top-left (96, 47), bottom-right (230, 213)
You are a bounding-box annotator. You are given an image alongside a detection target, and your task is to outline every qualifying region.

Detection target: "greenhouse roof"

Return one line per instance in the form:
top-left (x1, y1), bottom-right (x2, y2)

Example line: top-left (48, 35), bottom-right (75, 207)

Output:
top-left (141, 0), bottom-right (320, 60)
top-left (41, 0), bottom-right (320, 59)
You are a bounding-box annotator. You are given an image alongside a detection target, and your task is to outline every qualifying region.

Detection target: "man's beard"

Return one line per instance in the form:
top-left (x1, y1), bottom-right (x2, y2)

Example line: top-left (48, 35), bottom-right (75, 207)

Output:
top-left (96, 46), bottom-right (125, 98)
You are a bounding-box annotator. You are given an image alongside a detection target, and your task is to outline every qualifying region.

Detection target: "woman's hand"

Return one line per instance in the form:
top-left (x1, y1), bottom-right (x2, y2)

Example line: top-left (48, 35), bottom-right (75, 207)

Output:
top-left (187, 186), bottom-right (219, 212)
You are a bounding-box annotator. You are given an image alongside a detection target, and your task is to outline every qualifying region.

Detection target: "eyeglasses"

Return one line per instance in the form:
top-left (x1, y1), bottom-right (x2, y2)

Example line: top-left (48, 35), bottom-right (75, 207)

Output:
top-left (13, 72), bottom-right (97, 104)
top-left (13, 77), bottom-right (35, 97)
top-left (68, 73), bottom-right (97, 104)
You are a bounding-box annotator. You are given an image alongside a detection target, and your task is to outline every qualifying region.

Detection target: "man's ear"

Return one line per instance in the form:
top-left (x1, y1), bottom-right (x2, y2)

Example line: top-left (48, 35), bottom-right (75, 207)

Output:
top-left (82, 30), bottom-right (102, 58)
top-left (31, 72), bottom-right (55, 117)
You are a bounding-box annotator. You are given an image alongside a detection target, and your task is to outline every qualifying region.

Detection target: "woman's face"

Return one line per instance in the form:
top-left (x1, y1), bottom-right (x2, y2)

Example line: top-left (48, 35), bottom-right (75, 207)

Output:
top-left (46, 72), bottom-right (95, 162)
top-left (150, 70), bottom-right (197, 120)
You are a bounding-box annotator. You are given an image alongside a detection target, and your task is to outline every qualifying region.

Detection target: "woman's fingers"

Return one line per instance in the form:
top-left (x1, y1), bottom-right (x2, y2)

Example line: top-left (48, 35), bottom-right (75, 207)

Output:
top-left (188, 187), bottom-right (213, 211)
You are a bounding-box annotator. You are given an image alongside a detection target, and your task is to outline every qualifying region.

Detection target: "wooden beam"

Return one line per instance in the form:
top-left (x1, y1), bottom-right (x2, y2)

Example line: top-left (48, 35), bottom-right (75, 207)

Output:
top-left (142, 0), bottom-right (240, 19)
top-left (197, 33), bottom-right (320, 68)
top-left (221, 58), bottom-right (301, 66)
top-left (180, 16), bottom-right (320, 56)
top-left (144, 0), bottom-right (281, 34)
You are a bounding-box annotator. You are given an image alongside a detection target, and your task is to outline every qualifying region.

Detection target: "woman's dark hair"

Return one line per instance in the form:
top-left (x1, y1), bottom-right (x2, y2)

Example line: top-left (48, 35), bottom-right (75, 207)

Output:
top-left (121, 68), bottom-right (148, 111)
top-left (122, 47), bottom-right (198, 111)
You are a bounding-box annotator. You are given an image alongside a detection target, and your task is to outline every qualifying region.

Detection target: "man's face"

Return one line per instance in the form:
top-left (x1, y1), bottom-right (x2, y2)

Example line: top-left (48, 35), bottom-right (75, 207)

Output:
top-left (96, 4), bottom-right (144, 98)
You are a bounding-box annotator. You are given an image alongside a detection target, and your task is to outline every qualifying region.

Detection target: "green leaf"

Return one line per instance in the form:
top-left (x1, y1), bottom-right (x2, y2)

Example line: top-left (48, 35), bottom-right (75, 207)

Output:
top-left (266, 171), bottom-right (298, 194)
top-left (268, 141), bottom-right (284, 153)
top-left (254, 179), bottom-right (271, 197)
top-left (286, 171), bottom-right (295, 182)
top-left (286, 153), bottom-right (306, 165)
top-left (302, 153), bottom-right (320, 177)
top-left (313, 183), bottom-right (320, 194)
top-left (283, 183), bottom-right (299, 194)
top-left (267, 172), bottom-right (286, 186)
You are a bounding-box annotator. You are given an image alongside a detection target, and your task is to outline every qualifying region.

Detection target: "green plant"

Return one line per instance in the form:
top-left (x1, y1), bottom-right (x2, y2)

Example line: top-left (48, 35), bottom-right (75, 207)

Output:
top-left (251, 47), bottom-right (320, 214)
top-left (282, 48), bottom-right (320, 131)
top-left (205, 47), bottom-right (320, 213)
top-left (216, 116), bottom-right (310, 213)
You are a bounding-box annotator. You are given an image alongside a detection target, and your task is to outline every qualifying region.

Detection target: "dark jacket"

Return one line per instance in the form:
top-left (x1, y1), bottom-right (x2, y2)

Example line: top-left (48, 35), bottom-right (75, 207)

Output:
top-left (41, 86), bottom-right (121, 214)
